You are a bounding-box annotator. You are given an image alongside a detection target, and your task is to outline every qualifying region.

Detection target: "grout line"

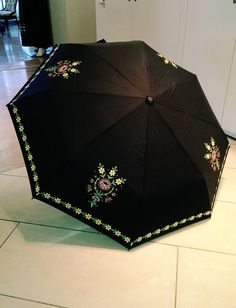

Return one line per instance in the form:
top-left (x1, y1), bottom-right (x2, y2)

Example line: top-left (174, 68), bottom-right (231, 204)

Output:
top-left (220, 36), bottom-right (236, 124)
top-left (0, 293), bottom-right (68, 308)
top-left (180, 0), bottom-right (188, 66)
top-left (0, 218), bottom-right (99, 234)
top-left (0, 173), bottom-right (27, 178)
top-left (174, 247), bottom-right (179, 308)
top-left (0, 222), bottom-right (19, 249)
top-left (0, 66), bottom-right (41, 73)
top-left (155, 241), bottom-right (236, 257)
top-left (215, 200), bottom-right (236, 205)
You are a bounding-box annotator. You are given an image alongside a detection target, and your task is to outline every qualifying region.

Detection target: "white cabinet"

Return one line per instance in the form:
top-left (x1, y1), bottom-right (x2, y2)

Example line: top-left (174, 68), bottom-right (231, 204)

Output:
top-left (222, 41), bottom-right (236, 138)
top-left (182, 0), bottom-right (236, 122)
top-left (95, 0), bottom-right (186, 62)
top-left (132, 0), bottom-right (187, 63)
top-left (95, 0), bottom-right (132, 42)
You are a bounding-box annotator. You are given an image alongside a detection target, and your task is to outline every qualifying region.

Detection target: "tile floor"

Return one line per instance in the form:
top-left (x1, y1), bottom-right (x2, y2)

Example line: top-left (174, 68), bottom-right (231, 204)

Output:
top-left (0, 146), bottom-right (235, 308)
top-left (1, 24), bottom-right (236, 308)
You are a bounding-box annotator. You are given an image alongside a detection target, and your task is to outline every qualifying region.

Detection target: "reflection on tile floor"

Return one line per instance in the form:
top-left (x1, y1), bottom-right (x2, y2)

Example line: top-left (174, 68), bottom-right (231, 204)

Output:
top-left (0, 139), bottom-right (235, 308)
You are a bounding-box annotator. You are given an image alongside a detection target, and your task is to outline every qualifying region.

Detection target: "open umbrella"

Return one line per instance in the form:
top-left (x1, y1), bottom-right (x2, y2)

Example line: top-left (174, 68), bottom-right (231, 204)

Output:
top-left (7, 41), bottom-right (229, 249)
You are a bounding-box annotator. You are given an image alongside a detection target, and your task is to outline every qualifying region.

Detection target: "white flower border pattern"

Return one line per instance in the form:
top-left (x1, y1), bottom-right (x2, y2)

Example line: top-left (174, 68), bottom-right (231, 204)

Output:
top-left (10, 102), bottom-right (214, 247)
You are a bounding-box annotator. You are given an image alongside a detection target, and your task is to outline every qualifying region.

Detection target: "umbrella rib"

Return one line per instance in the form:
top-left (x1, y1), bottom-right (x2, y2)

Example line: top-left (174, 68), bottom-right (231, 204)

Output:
top-left (37, 89), bottom-right (145, 100)
top-left (142, 105), bottom-right (152, 196)
top-left (85, 45), bottom-right (145, 97)
top-left (152, 106), bottom-right (211, 202)
top-left (156, 103), bottom-right (219, 127)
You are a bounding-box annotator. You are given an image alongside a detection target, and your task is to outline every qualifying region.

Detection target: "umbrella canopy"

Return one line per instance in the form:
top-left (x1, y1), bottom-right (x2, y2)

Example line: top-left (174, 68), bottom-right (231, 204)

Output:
top-left (8, 41), bottom-right (229, 249)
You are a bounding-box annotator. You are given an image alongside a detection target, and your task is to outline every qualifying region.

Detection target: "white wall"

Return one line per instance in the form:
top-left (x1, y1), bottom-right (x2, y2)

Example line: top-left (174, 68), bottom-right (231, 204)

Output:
top-left (49, 0), bottom-right (97, 44)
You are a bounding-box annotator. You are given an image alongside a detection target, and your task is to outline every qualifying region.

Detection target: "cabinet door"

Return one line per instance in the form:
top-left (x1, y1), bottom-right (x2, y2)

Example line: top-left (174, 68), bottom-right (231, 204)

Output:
top-left (95, 0), bottom-right (132, 42)
top-left (132, 0), bottom-right (187, 63)
top-left (182, 0), bottom-right (236, 122)
top-left (222, 41), bottom-right (236, 138)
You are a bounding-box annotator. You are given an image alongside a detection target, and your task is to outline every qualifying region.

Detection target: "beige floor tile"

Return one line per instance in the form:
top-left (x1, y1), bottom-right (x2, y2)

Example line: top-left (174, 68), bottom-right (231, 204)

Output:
top-left (0, 295), bottom-right (62, 308)
top-left (177, 247), bottom-right (236, 308)
top-left (0, 224), bottom-right (177, 308)
top-left (1, 167), bottom-right (28, 177)
top-left (228, 137), bottom-right (236, 145)
top-left (154, 201), bottom-right (236, 255)
top-left (216, 168), bottom-right (236, 203)
top-left (0, 174), bottom-right (94, 232)
top-left (0, 220), bottom-right (17, 246)
top-left (225, 145), bottom-right (236, 168)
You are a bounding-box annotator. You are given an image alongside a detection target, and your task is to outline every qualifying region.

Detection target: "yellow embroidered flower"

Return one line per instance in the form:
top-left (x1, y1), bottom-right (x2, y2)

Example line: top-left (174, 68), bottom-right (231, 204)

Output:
top-left (157, 53), bottom-right (177, 68)
top-left (124, 237), bottom-right (131, 243)
top-left (31, 164), bottom-right (36, 171)
top-left (98, 167), bottom-right (105, 175)
top-left (85, 213), bottom-right (92, 220)
top-left (62, 73), bottom-right (69, 79)
top-left (95, 219), bottom-right (102, 225)
top-left (115, 230), bottom-right (121, 237)
top-left (75, 208), bottom-right (82, 215)
top-left (146, 232), bottom-right (152, 238)
top-left (35, 185), bottom-right (40, 193)
top-left (44, 193), bottom-right (51, 199)
top-left (13, 107), bottom-right (18, 113)
top-left (105, 224), bottom-right (111, 231)
top-left (109, 169), bottom-right (116, 176)
top-left (65, 203), bottom-right (72, 209)
top-left (33, 175), bottom-right (38, 182)
top-left (55, 198), bottom-right (61, 204)
top-left (115, 178), bottom-right (122, 185)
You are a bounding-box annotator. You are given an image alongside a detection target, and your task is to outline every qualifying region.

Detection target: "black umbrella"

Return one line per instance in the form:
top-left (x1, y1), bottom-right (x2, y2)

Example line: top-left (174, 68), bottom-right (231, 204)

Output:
top-left (7, 41), bottom-right (229, 249)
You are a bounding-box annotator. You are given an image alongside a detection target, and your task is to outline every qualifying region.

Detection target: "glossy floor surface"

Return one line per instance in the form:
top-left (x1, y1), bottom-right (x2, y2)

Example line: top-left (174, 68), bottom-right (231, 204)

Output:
top-left (1, 25), bottom-right (236, 308)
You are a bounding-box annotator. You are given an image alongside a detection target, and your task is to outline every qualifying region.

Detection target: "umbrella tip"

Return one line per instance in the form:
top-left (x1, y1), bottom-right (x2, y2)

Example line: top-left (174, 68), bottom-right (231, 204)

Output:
top-left (146, 96), bottom-right (154, 104)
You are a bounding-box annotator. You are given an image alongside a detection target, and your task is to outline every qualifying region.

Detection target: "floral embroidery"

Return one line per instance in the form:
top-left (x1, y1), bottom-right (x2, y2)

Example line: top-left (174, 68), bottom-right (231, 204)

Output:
top-left (87, 163), bottom-right (126, 208)
top-left (157, 53), bottom-right (177, 68)
top-left (10, 104), bottom-right (40, 196)
top-left (204, 137), bottom-right (221, 171)
top-left (45, 60), bottom-right (82, 79)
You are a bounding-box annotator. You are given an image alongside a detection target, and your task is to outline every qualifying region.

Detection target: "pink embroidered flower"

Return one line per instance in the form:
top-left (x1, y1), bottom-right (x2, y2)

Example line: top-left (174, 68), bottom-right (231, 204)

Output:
top-left (57, 64), bottom-right (69, 73)
top-left (97, 178), bottom-right (112, 192)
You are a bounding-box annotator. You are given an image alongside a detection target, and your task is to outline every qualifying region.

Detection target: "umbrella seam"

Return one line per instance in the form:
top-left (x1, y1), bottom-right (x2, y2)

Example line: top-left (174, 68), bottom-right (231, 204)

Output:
top-left (85, 44), bottom-right (145, 97)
